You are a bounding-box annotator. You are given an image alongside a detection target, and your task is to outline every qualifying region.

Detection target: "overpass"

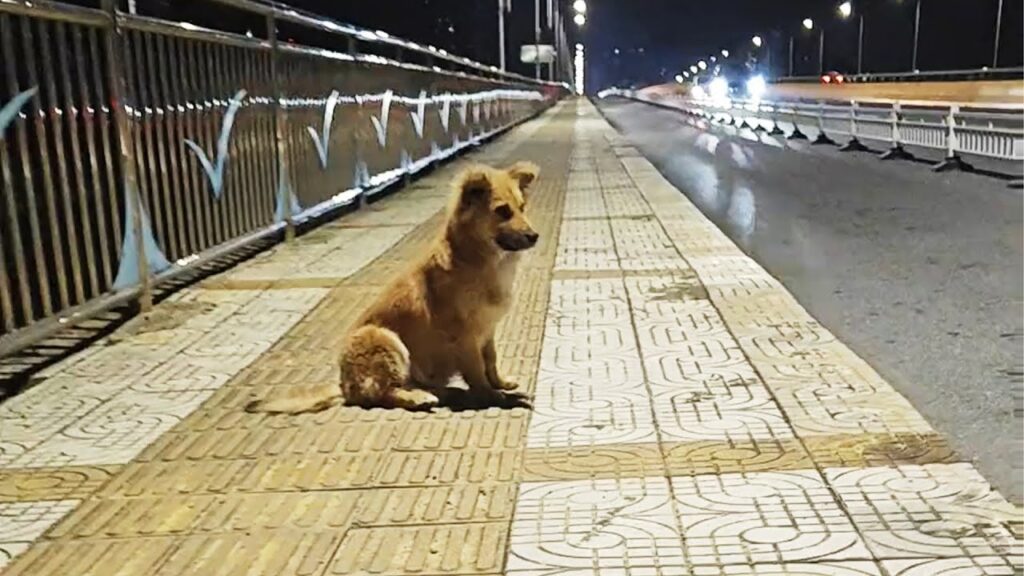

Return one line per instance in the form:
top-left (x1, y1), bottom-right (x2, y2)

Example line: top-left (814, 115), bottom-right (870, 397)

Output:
top-left (0, 1), bottom-right (1021, 574)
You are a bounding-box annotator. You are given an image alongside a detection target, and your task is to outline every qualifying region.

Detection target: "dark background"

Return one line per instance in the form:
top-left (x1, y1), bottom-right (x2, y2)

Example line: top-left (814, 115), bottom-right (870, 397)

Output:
top-left (139, 0), bottom-right (1024, 92)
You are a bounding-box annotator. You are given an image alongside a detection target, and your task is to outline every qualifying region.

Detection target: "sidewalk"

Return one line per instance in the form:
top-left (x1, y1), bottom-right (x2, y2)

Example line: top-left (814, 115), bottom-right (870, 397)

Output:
top-left (1, 100), bottom-right (1021, 575)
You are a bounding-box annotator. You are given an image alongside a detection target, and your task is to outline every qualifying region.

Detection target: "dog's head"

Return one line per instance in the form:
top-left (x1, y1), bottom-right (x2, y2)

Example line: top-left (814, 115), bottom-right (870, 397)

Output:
top-left (449, 162), bottom-right (540, 253)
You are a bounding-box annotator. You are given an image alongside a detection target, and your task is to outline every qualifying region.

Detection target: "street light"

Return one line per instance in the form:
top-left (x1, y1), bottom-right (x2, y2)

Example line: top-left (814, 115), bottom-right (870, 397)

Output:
top-left (803, 18), bottom-right (814, 30)
top-left (573, 0), bottom-right (586, 14)
top-left (752, 35), bottom-right (763, 48)
top-left (675, 74), bottom-right (684, 83)
top-left (690, 65), bottom-right (699, 74)
top-left (697, 60), bottom-right (707, 70)
top-left (721, 49), bottom-right (730, 58)
top-left (573, 12), bottom-right (585, 26)
top-left (838, 1), bottom-right (865, 75)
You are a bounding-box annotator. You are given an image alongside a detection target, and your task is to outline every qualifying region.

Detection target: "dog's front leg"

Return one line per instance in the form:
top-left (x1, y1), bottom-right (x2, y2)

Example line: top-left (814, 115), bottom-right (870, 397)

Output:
top-left (483, 337), bottom-right (518, 391)
top-left (455, 345), bottom-right (531, 409)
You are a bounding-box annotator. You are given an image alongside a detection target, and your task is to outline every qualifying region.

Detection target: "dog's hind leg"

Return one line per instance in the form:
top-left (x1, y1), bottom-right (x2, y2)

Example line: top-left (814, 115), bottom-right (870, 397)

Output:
top-left (340, 325), bottom-right (438, 411)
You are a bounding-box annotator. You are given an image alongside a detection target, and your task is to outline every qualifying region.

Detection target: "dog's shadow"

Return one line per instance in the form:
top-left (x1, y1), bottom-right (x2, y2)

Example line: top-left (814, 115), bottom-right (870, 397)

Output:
top-left (433, 386), bottom-right (533, 412)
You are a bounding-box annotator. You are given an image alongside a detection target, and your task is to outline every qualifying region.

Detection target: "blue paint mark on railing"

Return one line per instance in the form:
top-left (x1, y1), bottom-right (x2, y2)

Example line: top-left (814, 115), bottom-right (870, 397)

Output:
top-left (306, 90), bottom-right (340, 169)
top-left (0, 87), bottom-right (38, 139)
top-left (438, 94), bottom-right (451, 133)
top-left (184, 89), bottom-right (247, 199)
top-left (410, 90), bottom-right (427, 139)
top-left (369, 90), bottom-right (393, 148)
top-left (274, 165), bottom-right (302, 224)
top-left (113, 185), bottom-right (172, 290)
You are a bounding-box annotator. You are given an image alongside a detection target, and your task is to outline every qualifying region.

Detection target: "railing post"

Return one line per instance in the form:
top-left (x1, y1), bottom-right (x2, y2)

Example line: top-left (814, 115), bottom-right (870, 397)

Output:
top-left (880, 102), bottom-right (912, 160)
top-left (933, 104), bottom-right (972, 172)
top-left (102, 0), bottom-right (151, 311)
top-left (839, 100), bottom-right (869, 152)
top-left (787, 104), bottom-right (809, 140)
top-left (268, 13), bottom-right (295, 241)
top-left (768, 103), bottom-right (785, 135)
top-left (813, 102), bottom-right (836, 145)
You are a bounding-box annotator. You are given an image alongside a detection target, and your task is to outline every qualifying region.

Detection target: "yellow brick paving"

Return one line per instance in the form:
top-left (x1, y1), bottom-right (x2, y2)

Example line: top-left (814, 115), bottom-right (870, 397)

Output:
top-left (0, 100), bottom-right (1020, 575)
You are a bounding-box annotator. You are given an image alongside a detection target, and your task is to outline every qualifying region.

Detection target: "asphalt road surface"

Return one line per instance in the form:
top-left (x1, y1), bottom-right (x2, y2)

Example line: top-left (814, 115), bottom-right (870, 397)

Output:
top-left (598, 97), bottom-right (1024, 504)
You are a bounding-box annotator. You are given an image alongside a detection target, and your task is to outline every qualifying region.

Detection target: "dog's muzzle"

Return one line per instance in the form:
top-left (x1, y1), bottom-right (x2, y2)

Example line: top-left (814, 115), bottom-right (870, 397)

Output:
top-left (496, 231), bottom-right (539, 252)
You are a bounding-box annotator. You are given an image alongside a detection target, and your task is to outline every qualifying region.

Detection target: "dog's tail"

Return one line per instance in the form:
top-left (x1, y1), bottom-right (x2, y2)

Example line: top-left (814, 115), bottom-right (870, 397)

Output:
top-left (244, 383), bottom-right (341, 415)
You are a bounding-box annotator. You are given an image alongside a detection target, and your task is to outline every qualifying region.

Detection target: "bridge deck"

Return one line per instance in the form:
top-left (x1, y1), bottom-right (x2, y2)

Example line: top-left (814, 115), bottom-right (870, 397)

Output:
top-left (1, 100), bottom-right (1020, 575)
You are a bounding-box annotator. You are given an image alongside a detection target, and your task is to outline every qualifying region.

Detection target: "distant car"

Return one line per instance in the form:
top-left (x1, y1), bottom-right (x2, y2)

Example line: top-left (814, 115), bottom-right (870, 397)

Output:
top-left (820, 71), bottom-right (846, 85)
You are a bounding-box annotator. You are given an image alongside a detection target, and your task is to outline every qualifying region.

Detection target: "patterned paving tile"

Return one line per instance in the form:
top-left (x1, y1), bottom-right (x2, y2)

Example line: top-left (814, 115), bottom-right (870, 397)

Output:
top-left (3, 289), bottom-right (325, 469)
top-left (0, 500), bottom-right (78, 571)
top-left (672, 470), bottom-right (871, 566)
top-left (804, 433), bottom-right (959, 469)
top-left (219, 224), bottom-right (416, 284)
top-left (880, 556), bottom-right (1020, 575)
top-left (508, 477), bottom-right (686, 572)
top-left (0, 467), bottom-right (118, 503)
top-left (686, 563), bottom-right (884, 576)
top-left (826, 464), bottom-right (1023, 560)
top-left (522, 444), bottom-right (666, 482)
top-left (663, 439), bottom-right (812, 477)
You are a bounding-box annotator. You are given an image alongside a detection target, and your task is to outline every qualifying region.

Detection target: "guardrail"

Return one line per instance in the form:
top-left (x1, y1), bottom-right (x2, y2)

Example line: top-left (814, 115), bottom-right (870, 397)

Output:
top-left (602, 89), bottom-right (1024, 171)
top-left (778, 66), bottom-right (1024, 84)
top-left (0, 0), bottom-right (567, 357)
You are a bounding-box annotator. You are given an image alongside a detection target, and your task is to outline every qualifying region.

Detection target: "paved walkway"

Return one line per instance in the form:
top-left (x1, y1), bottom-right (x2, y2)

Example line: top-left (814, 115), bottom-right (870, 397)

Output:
top-left (0, 100), bottom-right (1021, 575)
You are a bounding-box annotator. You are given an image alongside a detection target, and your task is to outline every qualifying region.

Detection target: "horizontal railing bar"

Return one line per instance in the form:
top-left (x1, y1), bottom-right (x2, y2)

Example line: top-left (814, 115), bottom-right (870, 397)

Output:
top-left (0, 0), bottom-right (108, 25)
top-left (207, 0), bottom-right (565, 88)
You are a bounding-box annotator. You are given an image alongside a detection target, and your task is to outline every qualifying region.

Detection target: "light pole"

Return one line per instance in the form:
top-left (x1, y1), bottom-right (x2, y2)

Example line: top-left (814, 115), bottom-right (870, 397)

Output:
top-left (818, 26), bottom-right (825, 75)
top-left (534, 0), bottom-right (541, 80)
top-left (911, 0), bottom-right (921, 70)
top-left (752, 35), bottom-right (772, 78)
top-left (993, 0), bottom-right (1004, 67)
top-left (497, 0), bottom-right (509, 71)
top-left (788, 36), bottom-right (795, 77)
top-left (838, 2), bottom-right (865, 75)
top-left (790, 18), bottom-right (814, 77)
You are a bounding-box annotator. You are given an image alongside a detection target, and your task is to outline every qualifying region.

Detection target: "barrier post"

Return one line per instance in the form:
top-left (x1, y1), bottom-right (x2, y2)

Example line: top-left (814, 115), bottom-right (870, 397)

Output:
top-left (840, 100), bottom-right (869, 152)
top-left (267, 13), bottom-right (295, 240)
top-left (102, 0), bottom-right (151, 311)
top-left (880, 102), bottom-right (913, 160)
top-left (813, 102), bottom-right (837, 145)
top-left (933, 104), bottom-right (972, 172)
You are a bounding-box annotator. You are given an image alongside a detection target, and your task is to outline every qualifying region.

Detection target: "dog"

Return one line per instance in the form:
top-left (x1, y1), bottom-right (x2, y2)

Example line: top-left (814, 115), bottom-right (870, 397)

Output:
top-left (245, 161), bottom-right (540, 414)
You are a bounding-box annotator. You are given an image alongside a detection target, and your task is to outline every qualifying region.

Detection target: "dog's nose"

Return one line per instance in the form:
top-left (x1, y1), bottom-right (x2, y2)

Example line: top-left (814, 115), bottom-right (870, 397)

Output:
top-left (524, 231), bottom-right (539, 246)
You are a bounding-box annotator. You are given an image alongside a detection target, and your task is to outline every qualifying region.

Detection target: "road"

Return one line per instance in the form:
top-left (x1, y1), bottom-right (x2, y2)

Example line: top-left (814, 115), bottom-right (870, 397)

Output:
top-left (598, 96), bottom-right (1024, 503)
top-left (640, 79), bottom-right (1024, 105)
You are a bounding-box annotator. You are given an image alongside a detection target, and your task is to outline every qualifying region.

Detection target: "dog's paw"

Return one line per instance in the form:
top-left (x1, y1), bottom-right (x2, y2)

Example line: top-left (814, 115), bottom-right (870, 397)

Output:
top-left (496, 390), bottom-right (532, 409)
top-left (495, 378), bottom-right (520, 391)
top-left (390, 388), bottom-right (440, 411)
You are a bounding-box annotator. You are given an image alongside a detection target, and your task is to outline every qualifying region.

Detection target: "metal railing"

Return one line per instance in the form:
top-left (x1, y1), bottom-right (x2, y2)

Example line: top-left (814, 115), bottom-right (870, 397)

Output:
top-left (604, 89), bottom-right (1024, 170)
top-left (0, 0), bottom-right (567, 357)
top-left (778, 66), bottom-right (1024, 84)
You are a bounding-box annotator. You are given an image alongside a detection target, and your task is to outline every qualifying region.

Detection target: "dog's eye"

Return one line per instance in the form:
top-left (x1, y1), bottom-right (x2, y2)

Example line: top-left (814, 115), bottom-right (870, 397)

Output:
top-left (494, 204), bottom-right (514, 221)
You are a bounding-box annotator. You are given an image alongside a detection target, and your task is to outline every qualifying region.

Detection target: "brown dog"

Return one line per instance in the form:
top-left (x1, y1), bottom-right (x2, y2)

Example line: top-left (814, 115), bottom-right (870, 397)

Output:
top-left (245, 161), bottom-right (539, 414)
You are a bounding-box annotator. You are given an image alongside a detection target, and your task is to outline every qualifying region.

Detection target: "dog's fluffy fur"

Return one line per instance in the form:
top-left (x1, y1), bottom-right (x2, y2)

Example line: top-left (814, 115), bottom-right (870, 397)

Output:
top-left (245, 161), bottom-right (540, 414)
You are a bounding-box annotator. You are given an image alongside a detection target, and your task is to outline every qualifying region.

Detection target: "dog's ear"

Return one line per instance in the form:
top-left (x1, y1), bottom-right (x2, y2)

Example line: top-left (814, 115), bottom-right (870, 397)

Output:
top-left (506, 161), bottom-right (540, 192)
top-left (456, 168), bottom-right (492, 209)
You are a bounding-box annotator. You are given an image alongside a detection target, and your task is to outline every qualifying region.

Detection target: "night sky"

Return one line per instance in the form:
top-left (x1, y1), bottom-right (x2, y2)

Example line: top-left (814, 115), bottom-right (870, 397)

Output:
top-left (146, 0), bottom-right (1023, 93)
